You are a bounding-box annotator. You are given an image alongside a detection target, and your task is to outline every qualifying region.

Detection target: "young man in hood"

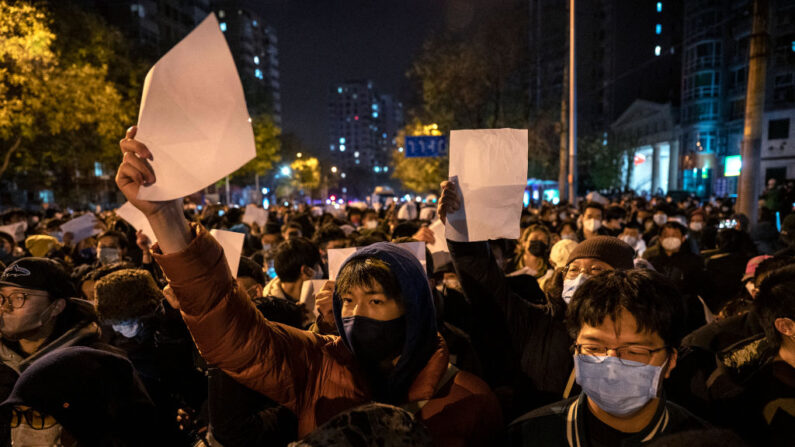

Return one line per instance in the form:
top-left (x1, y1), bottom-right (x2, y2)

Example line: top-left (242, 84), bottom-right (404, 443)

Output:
top-left (509, 270), bottom-right (708, 446)
top-left (114, 127), bottom-right (502, 446)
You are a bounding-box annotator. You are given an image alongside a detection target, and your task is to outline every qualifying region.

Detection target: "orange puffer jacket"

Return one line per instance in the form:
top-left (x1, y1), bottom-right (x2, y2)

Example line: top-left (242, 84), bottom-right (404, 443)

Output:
top-left (154, 225), bottom-right (503, 446)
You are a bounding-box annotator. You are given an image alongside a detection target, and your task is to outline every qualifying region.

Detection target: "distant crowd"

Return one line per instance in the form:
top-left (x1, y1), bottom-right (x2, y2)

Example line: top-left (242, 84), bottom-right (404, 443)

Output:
top-left (0, 173), bottom-right (793, 446)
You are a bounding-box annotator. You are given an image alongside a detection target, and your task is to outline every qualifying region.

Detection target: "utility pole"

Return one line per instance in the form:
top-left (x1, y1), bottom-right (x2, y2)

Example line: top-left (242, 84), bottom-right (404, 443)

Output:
top-left (568, 0), bottom-right (577, 202)
top-left (737, 0), bottom-right (768, 225)
top-left (559, 64), bottom-right (569, 202)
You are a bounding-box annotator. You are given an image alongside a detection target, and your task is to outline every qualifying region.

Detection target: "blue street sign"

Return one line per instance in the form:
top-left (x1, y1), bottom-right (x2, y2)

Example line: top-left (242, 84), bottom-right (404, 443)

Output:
top-left (404, 136), bottom-right (447, 158)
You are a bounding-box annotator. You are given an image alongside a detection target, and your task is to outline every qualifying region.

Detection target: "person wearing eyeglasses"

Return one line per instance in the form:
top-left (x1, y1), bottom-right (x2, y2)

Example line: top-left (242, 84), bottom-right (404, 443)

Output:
top-left (0, 258), bottom-right (105, 444)
top-left (0, 346), bottom-right (155, 446)
top-left (509, 269), bottom-right (709, 447)
top-left (438, 180), bottom-right (637, 415)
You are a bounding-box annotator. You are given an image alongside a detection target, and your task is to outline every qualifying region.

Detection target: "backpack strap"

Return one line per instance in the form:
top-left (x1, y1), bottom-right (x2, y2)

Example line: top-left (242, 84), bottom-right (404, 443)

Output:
top-left (401, 363), bottom-right (460, 415)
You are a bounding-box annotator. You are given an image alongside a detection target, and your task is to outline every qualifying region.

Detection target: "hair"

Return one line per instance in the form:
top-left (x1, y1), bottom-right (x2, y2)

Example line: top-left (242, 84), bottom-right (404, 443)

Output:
top-left (281, 222), bottom-right (302, 235)
top-left (96, 231), bottom-right (128, 250)
top-left (335, 257), bottom-right (403, 307)
top-left (753, 256), bottom-right (795, 287)
top-left (605, 205), bottom-right (627, 221)
top-left (314, 224), bottom-right (348, 249)
top-left (273, 237), bottom-right (321, 282)
top-left (754, 264), bottom-right (795, 348)
top-left (583, 202), bottom-right (604, 214)
top-left (566, 269), bottom-right (685, 347)
top-left (659, 221), bottom-right (688, 237)
top-left (237, 256), bottom-right (266, 286)
top-left (557, 220), bottom-right (577, 235)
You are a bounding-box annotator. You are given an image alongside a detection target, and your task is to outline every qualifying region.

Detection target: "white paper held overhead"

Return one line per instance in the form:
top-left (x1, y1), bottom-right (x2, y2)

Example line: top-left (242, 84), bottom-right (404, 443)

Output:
top-left (135, 13), bottom-right (255, 201)
top-left (0, 222), bottom-right (26, 243)
top-left (445, 129), bottom-right (528, 242)
top-left (116, 202), bottom-right (157, 243)
top-left (209, 229), bottom-right (245, 278)
top-left (242, 204), bottom-right (268, 227)
top-left (59, 214), bottom-right (102, 244)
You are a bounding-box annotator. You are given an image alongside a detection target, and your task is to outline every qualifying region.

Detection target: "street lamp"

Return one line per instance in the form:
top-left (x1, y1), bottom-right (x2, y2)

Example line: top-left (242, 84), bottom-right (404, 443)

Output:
top-left (280, 166), bottom-right (291, 176)
top-left (331, 166), bottom-right (338, 173)
top-left (296, 152), bottom-right (302, 158)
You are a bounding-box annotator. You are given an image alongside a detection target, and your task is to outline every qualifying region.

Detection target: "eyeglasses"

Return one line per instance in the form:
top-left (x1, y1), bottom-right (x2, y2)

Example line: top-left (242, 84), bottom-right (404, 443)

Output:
top-left (10, 408), bottom-right (57, 429)
top-left (563, 264), bottom-right (610, 279)
top-left (0, 291), bottom-right (48, 309)
top-left (574, 344), bottom-right (669, 366)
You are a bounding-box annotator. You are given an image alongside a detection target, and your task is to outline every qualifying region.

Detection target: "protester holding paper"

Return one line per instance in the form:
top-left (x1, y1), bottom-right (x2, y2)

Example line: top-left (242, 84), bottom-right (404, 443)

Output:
top-left (114, 126), bottom-right (502, 445)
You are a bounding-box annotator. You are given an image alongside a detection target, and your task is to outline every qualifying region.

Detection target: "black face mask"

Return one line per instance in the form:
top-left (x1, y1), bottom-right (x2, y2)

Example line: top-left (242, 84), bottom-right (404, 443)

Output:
top-left (342, 315), bottom-right (406, 366)
top-left (528, 240), bottom-right (548, 257)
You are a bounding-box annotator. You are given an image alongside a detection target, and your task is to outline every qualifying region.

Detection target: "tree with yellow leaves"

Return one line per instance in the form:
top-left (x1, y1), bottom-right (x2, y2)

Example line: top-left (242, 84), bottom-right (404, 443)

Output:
top-left (0, 1), bottom-right (128, 181)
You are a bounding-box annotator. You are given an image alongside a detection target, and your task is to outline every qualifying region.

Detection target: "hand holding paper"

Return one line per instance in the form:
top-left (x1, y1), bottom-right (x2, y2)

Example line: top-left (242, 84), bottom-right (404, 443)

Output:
top-left (444, 129), bottom-right (528, 242)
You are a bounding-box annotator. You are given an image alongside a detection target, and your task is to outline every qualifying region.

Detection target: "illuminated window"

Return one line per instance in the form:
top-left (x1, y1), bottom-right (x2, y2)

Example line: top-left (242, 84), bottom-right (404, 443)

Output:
top-left (354, 151), bottom-right (359, 158)
top-left (654, 46), bottom-right (662, 56)
top-left (252, 20), bottom-right (258, 27)
top-left (218, 9), bottom-right (225, 18)
top-left (656, 24), bottom-right (662, 34)
top-left (219, 22), bottom-right (227, 32)
top-left (372, 112), bottom-right (379, 118)
top-left (254, 56), bottom-right (260, 65)
top-left (374, 166), bottom-right (381, 173)
top-left (254, 69), bottom-right (263, 79)
top-left (339, 137), bottom-right (345, 144)
top-left (337, 87), bottom-right (343, 94)
top-left (383, 167), bottom-right (389, 173)
top-left (340, 145), bottom-right (346, 152)
top-left (94, 162), bottom-right (104, 177)
top-left (656, 2), bottom-right (662, 12)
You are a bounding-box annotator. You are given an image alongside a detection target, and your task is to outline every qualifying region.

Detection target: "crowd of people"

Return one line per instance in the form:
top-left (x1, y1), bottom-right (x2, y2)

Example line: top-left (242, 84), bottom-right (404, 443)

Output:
top-left (0, 130), bottom-right (793, 446)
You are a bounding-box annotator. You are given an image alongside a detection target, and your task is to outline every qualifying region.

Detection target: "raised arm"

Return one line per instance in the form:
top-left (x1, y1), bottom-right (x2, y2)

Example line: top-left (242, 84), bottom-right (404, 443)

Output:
top-left (115, 126), bottom-right (329, 412)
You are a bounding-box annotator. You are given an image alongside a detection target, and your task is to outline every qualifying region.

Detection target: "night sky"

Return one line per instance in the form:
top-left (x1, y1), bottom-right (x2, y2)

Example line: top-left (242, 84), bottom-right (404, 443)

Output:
top-left (248, 0), bottom-right (503, 154)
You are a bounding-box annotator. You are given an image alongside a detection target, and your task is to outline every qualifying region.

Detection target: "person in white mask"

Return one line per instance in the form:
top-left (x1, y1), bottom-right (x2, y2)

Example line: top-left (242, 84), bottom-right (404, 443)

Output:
top-left (0, 346), bottom-right (156, 446)
top-left (577, 202), bottom-right (607, 241)
top-left (561, 236), bottom-right (636, 304)
top-left (95, 231), bottom-right (128, 267)
top-left (618, 222), bottom-right (647, 258)
top-left (509, 269), bottom-right (708, 446)
top-left (641, 223), bottom-right (708, 333)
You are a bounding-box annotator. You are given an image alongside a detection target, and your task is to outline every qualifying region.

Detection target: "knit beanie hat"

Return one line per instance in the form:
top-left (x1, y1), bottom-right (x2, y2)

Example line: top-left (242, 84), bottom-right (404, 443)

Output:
top-left (95, 269), bottom-right (162, 322)
top-left (565, 236), bottom-right (634, 270)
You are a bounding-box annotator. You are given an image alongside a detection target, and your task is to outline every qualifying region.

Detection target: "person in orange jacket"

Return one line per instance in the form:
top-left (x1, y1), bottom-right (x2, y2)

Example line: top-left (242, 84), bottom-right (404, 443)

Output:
top-left (114, 126), bottom-right (502, 446)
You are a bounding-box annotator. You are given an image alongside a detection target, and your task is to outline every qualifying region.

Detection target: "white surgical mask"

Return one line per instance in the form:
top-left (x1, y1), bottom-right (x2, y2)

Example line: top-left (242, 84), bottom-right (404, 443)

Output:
top-left (12, 422), bottom-right (63, 446)
top-left (661, 237), bottom-right (682, 252)
top-left (97, 247), bottom-right (120, 265)
top-left (653, 214), bottom-right (668, 226)
top-left (111, 320), bottom-right (141, 338)
top-left (689, 222), bottom-right (704, 232)
top-left (562, 274), bottom-right (589, 304)
top-left (443, 278), bottom-right (462, 293)
top-left (561, 233), bottom-right (577, 242)
top-left (364, 220), bottom-right (378, 230)
top-left (619, 235), bottom-right (638, 247)
top-left (583, 218), bottom-right (601, 233)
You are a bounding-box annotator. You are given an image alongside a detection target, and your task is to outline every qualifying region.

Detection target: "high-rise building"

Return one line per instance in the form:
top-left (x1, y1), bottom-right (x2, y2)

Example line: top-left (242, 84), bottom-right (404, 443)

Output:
top-left (214, 2), bottom-right (282, 121)
top-left (88, 0), bottom-right (210, 56)
top-left (527, 0), bottom-right (682, 139)
top-left (679, 0), bottom-right (795, 196)
top-left (328, 81), bottom-right (403, 175)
